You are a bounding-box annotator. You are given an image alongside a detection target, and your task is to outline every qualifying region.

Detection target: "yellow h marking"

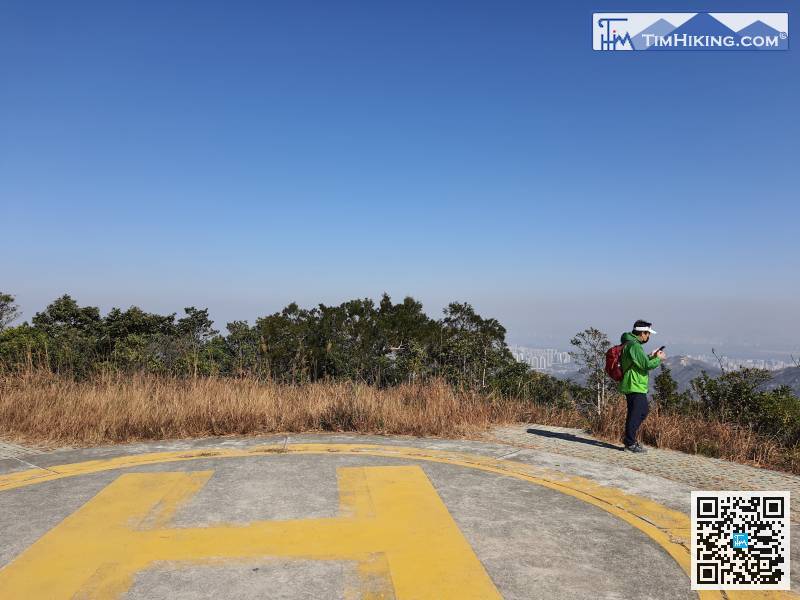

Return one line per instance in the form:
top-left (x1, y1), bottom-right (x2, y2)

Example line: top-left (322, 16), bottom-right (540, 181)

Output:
top-left (0, 466), bottom-right (501, 599)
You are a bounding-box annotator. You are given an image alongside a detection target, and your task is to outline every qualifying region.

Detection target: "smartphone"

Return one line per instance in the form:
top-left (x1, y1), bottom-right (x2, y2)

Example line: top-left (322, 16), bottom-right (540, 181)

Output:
top-left (657, 345), bottom-right (666, 352)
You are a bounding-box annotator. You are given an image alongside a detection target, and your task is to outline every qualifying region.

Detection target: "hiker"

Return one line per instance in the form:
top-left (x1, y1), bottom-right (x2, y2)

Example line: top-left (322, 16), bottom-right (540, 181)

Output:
top-left (619, 320), bottom-right (665, 453)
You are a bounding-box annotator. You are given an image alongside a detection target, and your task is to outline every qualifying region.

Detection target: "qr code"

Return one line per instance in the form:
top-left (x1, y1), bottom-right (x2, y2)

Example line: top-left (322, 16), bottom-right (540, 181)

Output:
top-left (691, 491), bottom-right (790, 590)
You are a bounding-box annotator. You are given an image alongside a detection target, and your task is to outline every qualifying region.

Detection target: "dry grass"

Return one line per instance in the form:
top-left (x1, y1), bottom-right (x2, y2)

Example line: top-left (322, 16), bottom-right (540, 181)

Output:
top-left (0, 371), bottom-right (575, 446)
top-left (1, 372), bottom-right (795, 474)
top-left (590, 397), bottom-right (800, 474)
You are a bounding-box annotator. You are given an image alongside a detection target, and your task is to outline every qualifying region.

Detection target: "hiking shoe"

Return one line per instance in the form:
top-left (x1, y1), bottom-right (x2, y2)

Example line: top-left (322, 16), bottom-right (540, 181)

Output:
top-left (624, 443), bottom-right (647, 454)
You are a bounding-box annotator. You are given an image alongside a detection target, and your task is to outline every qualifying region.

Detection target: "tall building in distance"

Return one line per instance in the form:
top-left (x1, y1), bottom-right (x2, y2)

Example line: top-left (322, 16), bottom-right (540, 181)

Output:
top-left (685, 354), bottom-right (794, 371)
top-left (510, 346), bottom-right (575, 374)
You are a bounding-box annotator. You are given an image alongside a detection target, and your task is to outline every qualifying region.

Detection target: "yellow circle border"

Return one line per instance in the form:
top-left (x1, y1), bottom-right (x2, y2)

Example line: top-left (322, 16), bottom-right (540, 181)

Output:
top-left (0, 442), bottom-right (793, 599)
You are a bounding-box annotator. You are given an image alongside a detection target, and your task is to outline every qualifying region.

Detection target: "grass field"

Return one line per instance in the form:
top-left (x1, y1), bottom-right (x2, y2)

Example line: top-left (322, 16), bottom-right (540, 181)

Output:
top-left (592, 399), bottom-right (796, 473)
top-left (1, 372), bottom-right (795, 474)
top-left (0, 372), bottom-right (578, 444)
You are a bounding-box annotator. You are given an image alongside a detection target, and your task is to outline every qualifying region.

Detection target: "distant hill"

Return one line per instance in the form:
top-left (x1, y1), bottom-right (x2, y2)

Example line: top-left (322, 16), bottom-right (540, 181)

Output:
top-left (550, 356), bottom-right (800, 397)
top-left (765, 366), bottom-right (800, 395)
top-left (661, 360), bottom-right (800, 396)
top-left (550, 355), bottom-right (720, 391)
top-left (660, 356), bottom-right (720, 392)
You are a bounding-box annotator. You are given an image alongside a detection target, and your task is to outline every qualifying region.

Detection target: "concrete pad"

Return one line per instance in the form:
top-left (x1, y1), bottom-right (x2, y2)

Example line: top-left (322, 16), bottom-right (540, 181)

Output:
top-left (0, 434), bottom-right (784, 599)
top-left (129, 560), bottom-right (350, 600)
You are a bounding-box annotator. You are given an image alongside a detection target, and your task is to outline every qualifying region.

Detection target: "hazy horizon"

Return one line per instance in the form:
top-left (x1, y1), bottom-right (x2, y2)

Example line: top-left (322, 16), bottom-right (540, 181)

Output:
top-left (4, 289), bottom-right (798, 361)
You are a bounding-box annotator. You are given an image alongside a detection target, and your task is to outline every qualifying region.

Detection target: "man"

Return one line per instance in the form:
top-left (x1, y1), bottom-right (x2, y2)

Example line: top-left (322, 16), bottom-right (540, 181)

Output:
top-left (619, 319), bottom-right (665, 453)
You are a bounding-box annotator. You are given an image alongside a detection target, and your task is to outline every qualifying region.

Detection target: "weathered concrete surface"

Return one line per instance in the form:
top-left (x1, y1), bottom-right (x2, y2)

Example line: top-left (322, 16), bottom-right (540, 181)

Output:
top-left (1, 450), bottom-right (690, 599)
top-left (0, 430), bottom-right (796, 598)
top-left (129, 560), bottom-right (349, 600)
top-left (488, 424), bottom-right (800, 593)
top-left (488, 424), bottom-right (800, 519)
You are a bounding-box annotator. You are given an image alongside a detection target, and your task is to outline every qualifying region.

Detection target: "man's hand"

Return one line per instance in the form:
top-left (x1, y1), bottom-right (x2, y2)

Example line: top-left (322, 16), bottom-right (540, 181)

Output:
top-left (653, 350), bottom-right (666, 360)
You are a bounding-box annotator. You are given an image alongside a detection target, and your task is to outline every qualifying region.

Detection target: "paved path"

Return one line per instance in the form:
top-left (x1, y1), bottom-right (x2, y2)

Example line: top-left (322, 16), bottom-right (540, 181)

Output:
top-left (1, 431), bottom-right (798, 598)
top-left (0, 440), bottom-right (45, 459)
top-left (486, 424), bottom-right (800, 522)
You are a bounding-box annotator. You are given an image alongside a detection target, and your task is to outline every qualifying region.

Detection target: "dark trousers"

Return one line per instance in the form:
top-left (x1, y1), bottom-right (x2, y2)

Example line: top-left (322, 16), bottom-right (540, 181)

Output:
top-left (624, 392), bottom-right (649, 447)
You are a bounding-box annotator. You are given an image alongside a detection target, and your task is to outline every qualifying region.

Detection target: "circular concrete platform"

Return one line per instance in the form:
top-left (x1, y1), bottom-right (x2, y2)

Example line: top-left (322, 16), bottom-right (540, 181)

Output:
top-left (0, 437), bottom-right (718, 599)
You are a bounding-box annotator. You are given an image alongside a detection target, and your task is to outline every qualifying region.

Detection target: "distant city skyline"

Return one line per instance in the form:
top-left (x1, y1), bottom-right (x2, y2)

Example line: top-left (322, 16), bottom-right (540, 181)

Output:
top-left (509, 344), bottom-right (797, 378)
top-left (509, 346), bottom-right (573, 372)
top-left (683, 354), bottom-right (796, 372)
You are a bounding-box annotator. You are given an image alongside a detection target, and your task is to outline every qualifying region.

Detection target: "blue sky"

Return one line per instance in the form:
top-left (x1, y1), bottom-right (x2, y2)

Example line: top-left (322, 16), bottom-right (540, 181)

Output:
top-left (1, 1), bottom-right (798, 355)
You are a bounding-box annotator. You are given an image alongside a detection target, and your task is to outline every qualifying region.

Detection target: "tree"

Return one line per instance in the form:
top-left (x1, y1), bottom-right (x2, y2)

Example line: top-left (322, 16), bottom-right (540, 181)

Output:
top-left (32, 294), bottom-right (102, 333)
top-left (377, 294), bottom-right (436, 385)
top-left (104, 306), bottom-right (176, 341)
top-left (758, 385), bottom-right (800, 446)
top-left (177, 307), bottom-right (219, 377)
top-left (437, 302), bottom-right (510, 391)
top-left (0, 292), bottom-right (578, 409)
top-left (691, 368), bottom-right (773, 425)
top-left (255, 302), bottom-right (318, 383)
top-left (31, 295), bottom-right (103, 376)
top-left (691, 368), bottom-right (800, 446)
top-left (569, 327), bottom-right (615, 414)
top-left (0, 292), bottom-right (21, 331)
top-left (0, 324), bottom-right (48, 373)
top-left (224, 320), bottom-right (260, 377)
top-left (653, 365), bottom-right (691, 413)
top-left (316, 298), bottom-right (385, 383)
top-left (101, 306), bottom-right (177, 371)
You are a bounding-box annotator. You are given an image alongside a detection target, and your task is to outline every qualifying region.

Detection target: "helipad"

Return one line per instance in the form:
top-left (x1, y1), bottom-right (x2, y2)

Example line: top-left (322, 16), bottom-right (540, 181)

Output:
top-left (0, 435), bottom-right (792, 599)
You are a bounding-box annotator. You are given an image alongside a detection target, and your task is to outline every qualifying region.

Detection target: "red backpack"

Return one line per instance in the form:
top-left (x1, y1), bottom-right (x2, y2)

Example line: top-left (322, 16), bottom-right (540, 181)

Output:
top-left (605, 343), bottom-right (626, 381)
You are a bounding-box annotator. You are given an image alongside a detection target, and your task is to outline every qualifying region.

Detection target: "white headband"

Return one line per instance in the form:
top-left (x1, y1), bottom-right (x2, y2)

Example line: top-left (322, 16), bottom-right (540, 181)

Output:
top-left (634, 326), bottom-right (657, 334)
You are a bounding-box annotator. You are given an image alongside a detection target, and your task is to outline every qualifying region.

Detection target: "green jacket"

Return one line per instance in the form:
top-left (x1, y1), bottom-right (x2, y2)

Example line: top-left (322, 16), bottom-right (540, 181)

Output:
top-left (618, 332), bottom-right (661, 394)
